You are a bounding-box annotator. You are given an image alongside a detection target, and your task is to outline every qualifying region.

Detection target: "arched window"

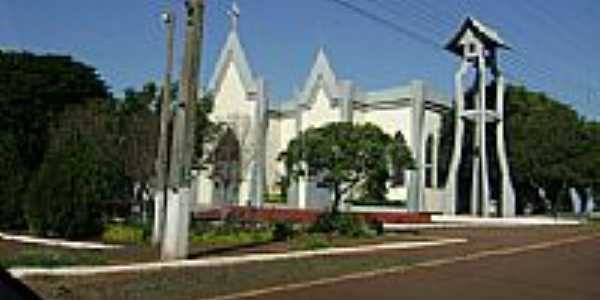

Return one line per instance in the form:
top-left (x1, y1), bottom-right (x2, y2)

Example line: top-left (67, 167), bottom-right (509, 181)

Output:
top-left (211, 128), bottom-right (241, 203)
top-left (391, 131), bottom-right (409, 187)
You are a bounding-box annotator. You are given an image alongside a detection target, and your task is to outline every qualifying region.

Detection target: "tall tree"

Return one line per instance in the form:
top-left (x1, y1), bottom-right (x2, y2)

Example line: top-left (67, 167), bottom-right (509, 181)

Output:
top-left (505, 85), bottom-right (586, 212)
top-left (0, 51), bottom-right (109, 171)
top-left (0, 51), bottom-right (109, 228)
top-left (279, 122), bottom-right (414, 212)
top-left (116, 83), bottom-right (160, 204)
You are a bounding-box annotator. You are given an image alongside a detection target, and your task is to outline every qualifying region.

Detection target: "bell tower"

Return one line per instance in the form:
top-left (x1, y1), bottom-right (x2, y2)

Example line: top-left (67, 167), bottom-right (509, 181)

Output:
top-left (444, 17), bottom-right (516, 217)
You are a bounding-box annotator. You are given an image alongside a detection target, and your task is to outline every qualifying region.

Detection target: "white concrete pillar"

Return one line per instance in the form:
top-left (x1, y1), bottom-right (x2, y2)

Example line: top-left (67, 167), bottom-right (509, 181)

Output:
top-left (444, 60), bottom-right (469, 215)
top-left (161, 188), bottom-right (190, 260)
top-left (253, 79), bottom-right (268, 208)
top-left (495, 74), bottom-right (516, 217)
top-left (298, 171), bottom-right (308, 209)
top-left (407, 81), bottom-right (426, 212)
top-left (238, 163), bottom-right (252, 206)
top-left (432, 133), bottom-right (439, 189)
top-left (478, 54), bottom-right (490, 218)
top-left (470, 156), bottom-right (480, 216)
top-left (152, 191), bottom-right (165, 245)
top-left (196, 169), bottom-right (214, 209)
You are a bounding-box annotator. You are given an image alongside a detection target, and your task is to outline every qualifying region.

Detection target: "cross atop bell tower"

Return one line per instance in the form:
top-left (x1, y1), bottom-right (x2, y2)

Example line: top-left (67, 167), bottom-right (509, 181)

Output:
top-left (443, 17), bottom-right (516, 218)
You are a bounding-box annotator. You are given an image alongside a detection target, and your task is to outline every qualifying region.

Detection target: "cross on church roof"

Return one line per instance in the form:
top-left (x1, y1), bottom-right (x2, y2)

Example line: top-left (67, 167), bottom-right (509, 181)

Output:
top-left (228, 2), bottom-right (240, 31)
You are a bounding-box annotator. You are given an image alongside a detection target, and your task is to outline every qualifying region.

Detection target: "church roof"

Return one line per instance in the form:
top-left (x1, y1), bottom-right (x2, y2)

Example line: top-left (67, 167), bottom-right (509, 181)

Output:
top-left (209, 4), bottom-right (449, 116)
top-left (356, 81), bottom-right (449, 109)
top-left (208, 26), bottom-right (257, 93)
top-left (298, 48), bottom-right (348, 107)
top-left (445, 17), bottom-right (510, 55)
top-left (364, 85), bottom-right (413, 102)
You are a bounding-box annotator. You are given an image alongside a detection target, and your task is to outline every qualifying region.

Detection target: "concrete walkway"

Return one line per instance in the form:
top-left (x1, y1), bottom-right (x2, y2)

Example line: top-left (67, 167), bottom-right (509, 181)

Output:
top-left (9, 238), bottom-right (466, 278)
top-left (0, 232), bottom-right (122, 250)
top-left (385, 216), bottom-right (582, 231)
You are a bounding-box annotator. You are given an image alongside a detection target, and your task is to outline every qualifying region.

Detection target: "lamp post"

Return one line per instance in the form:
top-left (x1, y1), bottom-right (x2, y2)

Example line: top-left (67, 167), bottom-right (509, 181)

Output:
top-left (153, 9), bottom-right (175, 246)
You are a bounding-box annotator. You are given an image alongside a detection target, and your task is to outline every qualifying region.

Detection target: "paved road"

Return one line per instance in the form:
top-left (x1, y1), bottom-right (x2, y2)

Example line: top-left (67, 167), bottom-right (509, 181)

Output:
top-left (246, 237), bottom-right (600, 300)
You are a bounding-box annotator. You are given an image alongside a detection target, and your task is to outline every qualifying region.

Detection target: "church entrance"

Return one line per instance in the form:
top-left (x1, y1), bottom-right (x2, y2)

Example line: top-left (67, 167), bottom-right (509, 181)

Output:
top-left (212, 128), bottom-right (241, 205)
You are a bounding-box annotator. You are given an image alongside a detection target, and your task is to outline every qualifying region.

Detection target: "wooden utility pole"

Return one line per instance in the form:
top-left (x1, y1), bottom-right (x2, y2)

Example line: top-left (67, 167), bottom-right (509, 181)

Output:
top-left (162, 0), bottom-right (205, 261)
top-left (153, 9), bottom-right (175, 246)
top-left (185, 0), bottom-right (204, 178)
top-left (168, 0), bottom-right (204, 189)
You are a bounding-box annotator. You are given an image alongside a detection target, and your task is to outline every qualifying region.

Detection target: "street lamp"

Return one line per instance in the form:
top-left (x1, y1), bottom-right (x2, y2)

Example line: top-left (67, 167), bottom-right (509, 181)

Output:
top-left (152, 8), bottom-right (175, 247)
top-left (161, 11), bottom-right (173, 24)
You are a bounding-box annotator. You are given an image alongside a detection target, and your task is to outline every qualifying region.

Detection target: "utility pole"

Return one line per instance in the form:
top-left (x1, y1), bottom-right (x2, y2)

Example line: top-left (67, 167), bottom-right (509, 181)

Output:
top-left (184, 0), bottom-right (204, 177)
top-left (162, 0), bottom-right (205, 261)
top-left (153, 9), bottom-right (175, 246)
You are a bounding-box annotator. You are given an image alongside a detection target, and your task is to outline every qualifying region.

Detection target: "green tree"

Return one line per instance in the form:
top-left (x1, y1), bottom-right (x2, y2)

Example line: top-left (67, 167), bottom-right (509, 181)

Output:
top-left (193, 92), bottom-right (225, 168)
top-left (0, 131), bottom-right (27, 229)
top-left (569, 121), bottom-right (600, 194)
top-left (24, 100), bottom-right (126, 238)
top-left (505, 85), bottom-right (587, 212)
top-left (115, 83), bottom-right (160, 207)
top-left (279, 122), bottom-right (414, 212)
top-left (0, 51), bottom-right (109, 172)
top-left (0, 51), bottom-right (109, 228)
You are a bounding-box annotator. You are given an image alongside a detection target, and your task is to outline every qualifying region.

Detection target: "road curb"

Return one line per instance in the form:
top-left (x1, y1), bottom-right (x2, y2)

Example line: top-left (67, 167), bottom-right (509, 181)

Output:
top-left (9, 238), bottom-right (466, 278)
top-left (0, 232), bottom-right (122, 250)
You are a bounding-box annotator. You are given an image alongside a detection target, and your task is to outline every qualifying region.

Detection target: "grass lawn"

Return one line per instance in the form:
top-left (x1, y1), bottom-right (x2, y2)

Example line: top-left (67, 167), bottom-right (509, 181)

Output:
top-left (19, 224), bottom-right (600, 300)
top-left (0, 228), bottom-right (426, 269)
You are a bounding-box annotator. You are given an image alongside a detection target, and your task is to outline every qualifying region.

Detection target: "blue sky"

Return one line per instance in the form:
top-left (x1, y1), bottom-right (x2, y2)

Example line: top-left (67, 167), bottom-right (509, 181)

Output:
top-left (1, 0), bottom-right (598, 117)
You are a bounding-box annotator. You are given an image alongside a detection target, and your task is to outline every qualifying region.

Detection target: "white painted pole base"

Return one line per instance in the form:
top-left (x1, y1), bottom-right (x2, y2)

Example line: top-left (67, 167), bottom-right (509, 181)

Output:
top-left (152, 191), bottom-right (165, 246)
top-left (161, 188), bottom-right (191, 261)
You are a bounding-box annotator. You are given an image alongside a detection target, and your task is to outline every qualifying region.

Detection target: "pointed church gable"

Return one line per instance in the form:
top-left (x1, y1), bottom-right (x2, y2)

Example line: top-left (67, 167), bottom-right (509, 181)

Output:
top-left (299, 49), bottom-right (341, 108)
top-left (301, 86), bottom-right (342, 130)
top-left (212, 61), bottom-right (257, 125)
top-left (209, 30), bottom-right (257, 94)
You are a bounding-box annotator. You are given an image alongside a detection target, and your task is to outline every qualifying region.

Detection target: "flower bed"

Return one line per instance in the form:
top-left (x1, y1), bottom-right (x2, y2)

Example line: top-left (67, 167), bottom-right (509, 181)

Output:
top-left (194, 206), bottom-right (432, 224)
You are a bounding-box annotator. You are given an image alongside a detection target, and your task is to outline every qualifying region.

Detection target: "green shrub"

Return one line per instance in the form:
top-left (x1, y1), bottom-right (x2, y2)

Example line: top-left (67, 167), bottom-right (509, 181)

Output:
top-left (369, 220), bottom-right (385, 235)
top-left (265, 193), bottom-right (286, 204)
top-left (310, 212), bottom-right (373, 237)
top-left (272, 221), bottom-right (296, 241)
top-left (102, 224), bottom-right (146, 244)
top-left (190, 230), bottom-right (272, 246)
top-left (296, 234), bottom-right (331, 250)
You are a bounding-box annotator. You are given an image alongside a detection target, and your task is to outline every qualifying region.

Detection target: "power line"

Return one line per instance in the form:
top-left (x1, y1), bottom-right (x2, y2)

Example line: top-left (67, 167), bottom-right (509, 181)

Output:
top-left (326, 0), bottom-right (442, 50)
top-left (382, 0), bottom-right (600, 94)
top-left (324, 0), bottom-right (598, 115)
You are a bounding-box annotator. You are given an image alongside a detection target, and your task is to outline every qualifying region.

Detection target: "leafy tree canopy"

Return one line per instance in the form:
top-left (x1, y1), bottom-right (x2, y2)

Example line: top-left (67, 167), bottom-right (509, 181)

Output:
top-left (25, 100), bottom-right (127, 238)
top-left (279, 122), bottom-right (414, 212)
top-left (0, 51), bottom-right (111, 229)
top-left (504, 85), bottom-right (599, 211)
top-left (0, 51), bottom-right (109, 171)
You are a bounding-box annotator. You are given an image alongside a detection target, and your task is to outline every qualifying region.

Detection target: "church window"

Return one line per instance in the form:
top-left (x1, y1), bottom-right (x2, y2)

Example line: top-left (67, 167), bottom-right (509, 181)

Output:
top-left (425, 134), bottom-right (434, 188)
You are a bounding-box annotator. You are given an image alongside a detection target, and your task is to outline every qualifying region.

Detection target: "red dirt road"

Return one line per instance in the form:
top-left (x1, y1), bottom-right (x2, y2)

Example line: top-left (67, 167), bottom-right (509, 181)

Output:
top-left (237, 236), bottom-right (600, 300)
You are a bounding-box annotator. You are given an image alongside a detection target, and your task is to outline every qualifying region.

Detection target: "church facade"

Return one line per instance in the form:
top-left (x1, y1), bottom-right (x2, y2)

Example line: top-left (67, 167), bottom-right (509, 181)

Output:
top-left (194, 13), bottom-right (449, 213)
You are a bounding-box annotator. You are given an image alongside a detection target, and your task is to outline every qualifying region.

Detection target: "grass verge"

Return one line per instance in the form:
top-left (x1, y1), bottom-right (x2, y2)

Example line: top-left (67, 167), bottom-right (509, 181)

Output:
top-left (0, 249), bottom-right (106, 268)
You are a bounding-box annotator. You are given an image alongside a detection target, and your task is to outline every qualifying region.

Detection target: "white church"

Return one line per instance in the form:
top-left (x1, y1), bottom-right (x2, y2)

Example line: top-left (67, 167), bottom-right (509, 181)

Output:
top-left (194, 8), bottom-right (452, 214)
